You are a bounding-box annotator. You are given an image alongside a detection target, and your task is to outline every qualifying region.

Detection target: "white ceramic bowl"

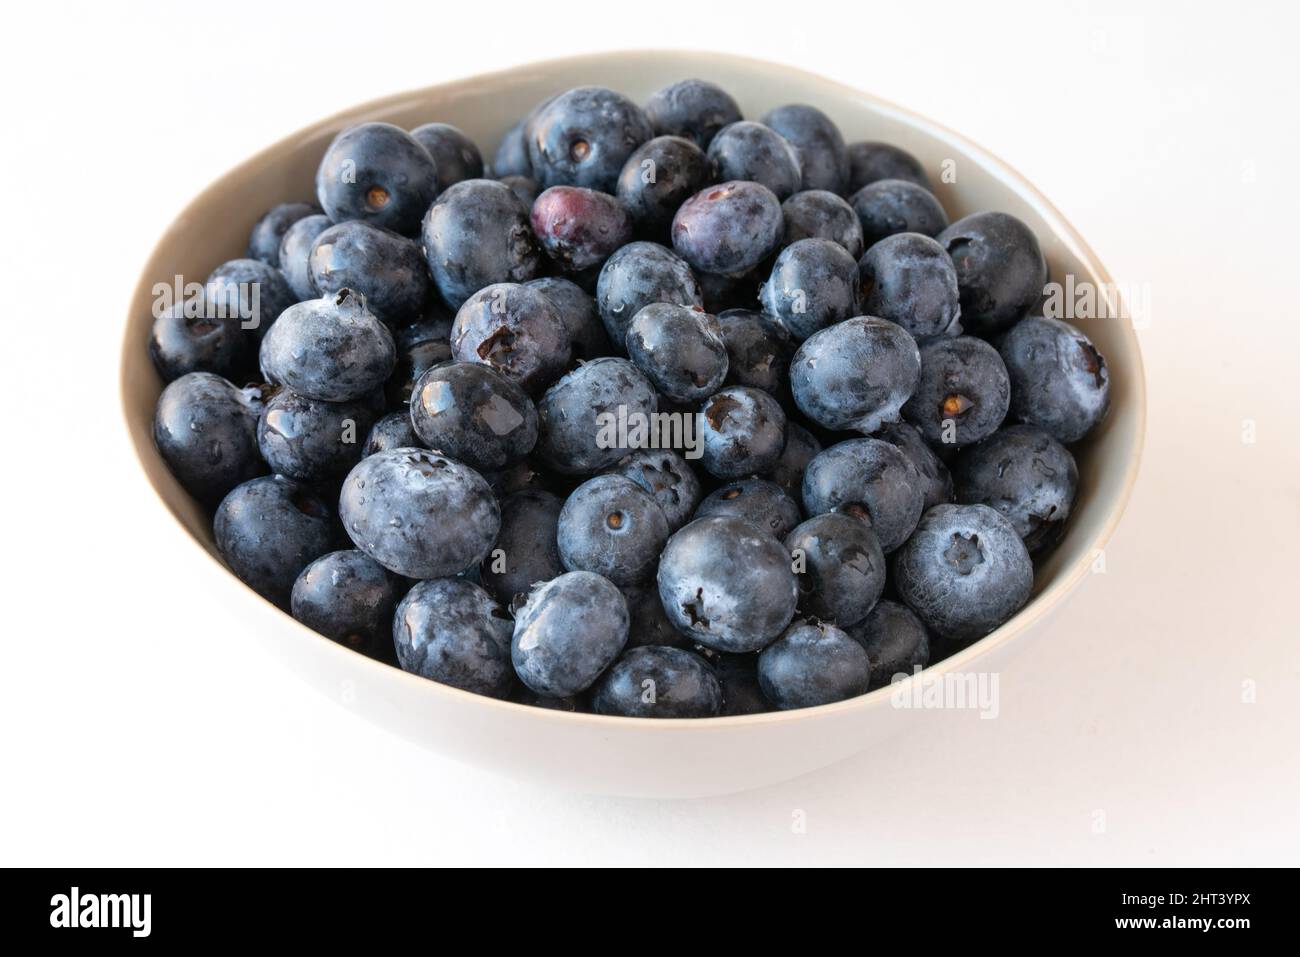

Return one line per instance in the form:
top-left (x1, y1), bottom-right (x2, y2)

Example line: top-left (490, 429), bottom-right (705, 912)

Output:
top-left (121, 51), bottom-right (1145, 798)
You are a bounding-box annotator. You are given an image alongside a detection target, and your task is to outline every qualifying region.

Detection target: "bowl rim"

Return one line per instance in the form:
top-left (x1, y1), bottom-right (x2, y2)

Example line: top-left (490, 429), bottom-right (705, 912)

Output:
top-left (120, 49), bottom-right (1147, 731)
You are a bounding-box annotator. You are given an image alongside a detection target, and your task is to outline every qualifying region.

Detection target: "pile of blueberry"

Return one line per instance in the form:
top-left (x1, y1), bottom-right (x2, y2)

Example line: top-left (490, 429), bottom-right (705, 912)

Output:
top-left (150, 79), bottom-right (1111, 718)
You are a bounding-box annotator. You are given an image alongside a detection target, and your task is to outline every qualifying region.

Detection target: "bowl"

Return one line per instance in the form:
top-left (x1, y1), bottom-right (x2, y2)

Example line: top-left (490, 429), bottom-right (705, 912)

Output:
top-left (120, 51), bottom-right (1146, 798)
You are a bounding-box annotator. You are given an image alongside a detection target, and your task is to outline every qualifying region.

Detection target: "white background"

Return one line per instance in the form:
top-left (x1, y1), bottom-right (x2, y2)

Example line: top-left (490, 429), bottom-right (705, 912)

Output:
top-left (2, 0), bottom-right (1296, 865)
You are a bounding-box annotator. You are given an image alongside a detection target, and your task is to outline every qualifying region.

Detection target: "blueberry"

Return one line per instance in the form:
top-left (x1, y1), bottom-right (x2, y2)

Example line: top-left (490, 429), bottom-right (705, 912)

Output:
top-left (339, 448), bottom-right (499, 579)
top-left (525, 276), bottom-right (610, 360)
top-left (763, 422), bottom-right (823, 500)
top-left (535, 357), bottom-right (659, 475)
top-left (606, 449), bottom-right (702, 532)
top-left (625, 302), bottom-right (729, 403)
top-left (848, 179), bottom-right (949, 248)
top-left (699, 385), bottom-right (787, 479)
top-left (386, 336), bottom-right (452, 408)
top-left (706, 121), bottom-right (802, 200)
top-left (148, 302), bottom-right (248, 383)
top-left (278, 213), bottom-right (332, 302)
top-left (257, 387), bottom-right (381, 482)
top-left (785, 512), bottom-right (886, 626)
top-left (527, 86), bottom-right (653, 193)
top-left (698, 267), bottom-right (763, 313)
top-left (953, 424), bottom-right (1078, 554)
top-left (789, 317), bottom-right (921, 433)
top-left (847, 599), bottom-right (931, 690)
top-left (716, 308), bottom-right (793, 398)
top-left (595, 241), bottom-right (703, 349)
top-left (492, 119), bottom-right (532, 179)
top-left (757, 619), bottom-right (871, 709)
top-left (393, 303), bottom-right (454, 350)
top-left (421, 179), bottom-right (542, 310)
top-left (450, 282), bottom-right (571, 395)
top-left (487, 458), bottom-right (573, 499)
top-left (409, 122), bottom-right (483, 191)
top-left (409, 361), bottom-right (538, 471)
top-left (291, 549), bottom-right (401, 661)
top-left (937, 212), bottom-right (1047, 337)
top-left (616, 135), bottom-right (711, 236)
top-left (872, 421), bottom-right (953, 509)
top-left (761, 104), bottom-right (849, 194)
top-left (656, 515), bottom-right (798, 653)
top-left (893, 503), bottom-right (1033, 642)
top-left (260, 289), bottom-right (396, 402)
top-left (315, 122), bottom-right (438, 236)
top-left (557, 474), bottom-right (670, 586)
top-left (214, 475), bottom-right (338, 608)
top-left (308, 221), bottom-right (431, 324)
top-left (480, 489), bottom-right (565, 606)
top-left (999, 316), bottom-right (1110, 443)
top-left (902, 335), bottom-right (1010, 447)
top-left (715, 653), bottom-right (770, 715)
top-left (205, 258), bottom-right (296, 342)
top-left (511, 570), bottom-right (629, 697)
top-left (643, 79), bottom-right (742, 149)
top-left (499, 174), bottom-right (539, 207)
top-left (364, 411), bottom-right (421, 455)
top-left (801, 438), bottom-right (924, 553)
top-left (620, 582), bottom-right (690, 649)
top-left (858, 232), bottom-right (962, 340)
top-left (394, 578), bottom-right (515, 697)
top-left (153, 372), bottom-right (266, 504)
top-left (781, 190), bottom-right (865, 259)
top-left (247, 202), bottom-right (320, 267)
top-left (672, 181), bottom-right (783, 276)
top-left (697, 478), bottom-right (801, 539)
top-left (511, 687), bottom-right (585, 712)
top-left (759, 238), bottom-right (860, 341)
top-left (847, 141), bottom-right (932, 192)
top-left (592, 646), bottom-right (723, 718)
top-left (530, 186), bottom-right (633, 272)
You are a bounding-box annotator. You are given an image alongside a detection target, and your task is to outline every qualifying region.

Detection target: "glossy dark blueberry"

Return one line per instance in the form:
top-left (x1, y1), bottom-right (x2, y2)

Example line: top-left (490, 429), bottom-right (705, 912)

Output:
top-left (247, 202), bottom-right (320, 267)
top-left (409, 361), bottom-right (538, 471)
top-left (801, 438), bottom-right (924, 553)
top-left (859, 232), bottom-right (962, 340)
top-left (848, 179), bottom-right (949, 248)
top-left (758, 619), bottom-right (871, 709)
top-left (781, 190), bottom-right (865, 259)
top-left (715, 653), bottom-right (770, 715)
top-left (315, 122), bottom-right (438, 236)
top-left (492, 119), bottom-right (532, 179)
top-left (535, 357), bottom-right (659, 475)
top-left (785, 512), bottom-right (886, 627)
top-left (421, 179), bottom-right (542, 310)
top-left (214, 475), bottom-right (338, 608)
top-left (697, 478), bottom-right (801, 540)
top-left (698, 385), bottom-right (787, 480)
top-left (716, 308), bottom-right (792, 398)
top-left (762, 104), bottom-right (849, 195)
top-left (153, 372), bottom-right (266, 504)
top-left (698, 268), bottom-right (763, 313)
top-left (759, 238), bottom-right (860, 341)
top-left (790, 317), bottom-right (921, 433)
top-left (873, 421), bottom-right (954, 510)
top-left (511, 571), bottom-right (629, 697)
top-left (410, 123), bottom-right (483, 192)
top-left (847, 141), bottom-right (932, 192)
top-left (148, 302), bottom-right (247, 383)
top-left (487, 458), bottom-right (574, 499)
top-left (707, 121), bottom-right (802, 200)
top-left (620, 582), bottom-right (690, 649)
top-left (393, 303), bottom-right (454, 350)
top-left (364, 411), bottom-right (421, 455)
top-left (848, 599), bottom-right (931, 690)
top-left (643, 79), bottom-right (742, 149)
top-left (449, 282), bottom-right (571, 395)
top-left (763, 422), bottom-right (823, 500)
top-left (525, 276), bottom-right (610, 360)
top-left (893, 503), bottom-right (1033, 643)
top-left (1000, 316), bottom-right (1111, 443)
top-left (903, 336), bottom-right (1010, 448)
top-left (557, 474), bottom-right (670, 586)
top-left (530, 186), bottom-right (633, 272)
top-left (657, 515), bottom-right (798, 653)
top-left (291, 549), bottom-right (401, 661)
top-left (607, 449), bottom-right (702, 532)
top-left (527, 86), bottom-right (653, 193)
top-left (309, 221), bottom-right (431, 324)
top-left (937, 212), bottom-right (1047, 337)
top-left (205, 258), bottom-right (296, 342)
top-left (594, 241), bottom-right (703, 350)
top-left (394, 578), bottom-right (515, 698)
top-left (339, 448), bottom-right (499, 579)
top-left (592, 646), bottom-right (723, 718)
top-left (257, 387), bottom-right (381, 482)
top-left (278, 214), bottom-right (333, 302)
top-left (499, 174), bottom-right (539, 207)
top-left (625, 303), bottom-right (728, 403)
top-left (480, 489), bottom-right (565, 607)
top-left (671, 181), bottom-right (783, 276)
top-left (511, 687), bottom-right (585, 712)
top-left (953, 424), bottom-right (1078, 554)
top-left (259, 289), bottom-right (396, 402)
top-left (386, 336), bottom-right (452, 408)
top-left (616, 135), bottom-right (711, 236)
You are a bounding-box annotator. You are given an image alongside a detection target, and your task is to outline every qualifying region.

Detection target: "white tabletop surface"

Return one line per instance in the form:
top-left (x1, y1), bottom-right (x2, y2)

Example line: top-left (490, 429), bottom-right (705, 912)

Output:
top-left (3, 0), bottom-right (1296, 865)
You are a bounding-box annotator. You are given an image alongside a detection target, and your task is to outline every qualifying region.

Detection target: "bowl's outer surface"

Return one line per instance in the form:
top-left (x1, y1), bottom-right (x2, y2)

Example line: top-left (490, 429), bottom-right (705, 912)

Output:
top-left (122, 51), bottom-right (1145, 798)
